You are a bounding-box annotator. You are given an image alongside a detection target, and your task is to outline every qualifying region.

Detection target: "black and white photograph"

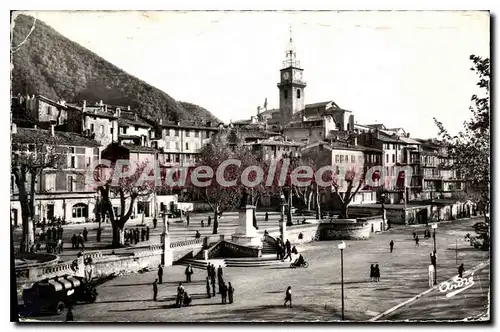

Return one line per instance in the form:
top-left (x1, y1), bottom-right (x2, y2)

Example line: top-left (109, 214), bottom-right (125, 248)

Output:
top-left (9, 9), bottom-right (490, 323)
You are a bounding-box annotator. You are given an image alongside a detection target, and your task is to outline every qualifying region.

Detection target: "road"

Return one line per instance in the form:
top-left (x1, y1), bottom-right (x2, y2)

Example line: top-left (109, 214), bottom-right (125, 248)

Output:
top-left (20, 217), bottom-right (490, 322)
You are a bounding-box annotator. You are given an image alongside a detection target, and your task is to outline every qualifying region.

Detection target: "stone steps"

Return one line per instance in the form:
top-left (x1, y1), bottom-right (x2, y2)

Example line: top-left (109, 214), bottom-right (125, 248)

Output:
top-left (176, 255), bottom-right (287, 268)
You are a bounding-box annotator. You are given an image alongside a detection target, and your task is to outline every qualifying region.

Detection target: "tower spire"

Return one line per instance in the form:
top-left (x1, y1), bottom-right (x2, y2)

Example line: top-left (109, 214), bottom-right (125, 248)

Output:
top-left (283, 26), bottom-right (300, 69)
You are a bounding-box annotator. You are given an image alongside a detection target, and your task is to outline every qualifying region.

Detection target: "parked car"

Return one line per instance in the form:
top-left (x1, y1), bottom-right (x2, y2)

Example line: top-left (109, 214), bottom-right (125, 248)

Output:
top-left (22, 275), bottom-right (98, 316)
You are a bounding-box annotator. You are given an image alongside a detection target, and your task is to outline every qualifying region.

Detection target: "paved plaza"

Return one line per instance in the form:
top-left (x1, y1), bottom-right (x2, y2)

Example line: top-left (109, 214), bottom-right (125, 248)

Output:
top-left (21, 217), bottom-right (489, 322)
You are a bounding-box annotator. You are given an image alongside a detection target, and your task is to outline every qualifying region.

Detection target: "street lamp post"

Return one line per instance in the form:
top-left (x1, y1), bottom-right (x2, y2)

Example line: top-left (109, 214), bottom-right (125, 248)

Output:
top-left (338, 241), bottom-right (346, 320)
top-left (432, 222), bottom-right (438, 285)
top-left (381, 192), bottom-right (387, 229)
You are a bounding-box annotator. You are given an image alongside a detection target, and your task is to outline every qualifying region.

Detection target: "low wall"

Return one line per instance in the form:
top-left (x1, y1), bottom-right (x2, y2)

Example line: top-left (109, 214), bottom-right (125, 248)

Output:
top-left (357, 216), bottom-right (386, 233)
top-left (318, 221), bottom-right (371, 240)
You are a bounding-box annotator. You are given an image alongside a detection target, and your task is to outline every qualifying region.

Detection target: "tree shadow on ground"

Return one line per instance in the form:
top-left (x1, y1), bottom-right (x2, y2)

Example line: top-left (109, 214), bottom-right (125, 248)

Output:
top-left (109, 280), bottom-right (205, 287)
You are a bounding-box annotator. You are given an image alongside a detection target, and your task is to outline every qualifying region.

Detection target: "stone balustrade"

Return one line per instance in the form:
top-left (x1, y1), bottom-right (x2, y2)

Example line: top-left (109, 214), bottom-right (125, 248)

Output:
top-left (170, 238), bottom-right (204, 249)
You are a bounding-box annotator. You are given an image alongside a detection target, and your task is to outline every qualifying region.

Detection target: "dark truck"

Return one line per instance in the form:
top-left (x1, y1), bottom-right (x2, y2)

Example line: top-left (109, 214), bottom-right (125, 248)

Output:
top-left (22, 275), bottom-right (98, 316)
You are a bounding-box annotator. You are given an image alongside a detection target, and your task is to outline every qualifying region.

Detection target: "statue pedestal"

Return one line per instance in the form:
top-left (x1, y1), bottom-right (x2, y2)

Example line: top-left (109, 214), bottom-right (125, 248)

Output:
top-left (231, 205), bottom-right (262, 248)
top-left (161, 232), bottom-right (173, 266)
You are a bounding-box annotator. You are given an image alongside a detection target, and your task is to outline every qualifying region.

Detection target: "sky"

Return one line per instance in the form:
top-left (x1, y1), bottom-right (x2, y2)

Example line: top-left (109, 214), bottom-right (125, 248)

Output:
top-left (16, 10), bottom-right (489, 138)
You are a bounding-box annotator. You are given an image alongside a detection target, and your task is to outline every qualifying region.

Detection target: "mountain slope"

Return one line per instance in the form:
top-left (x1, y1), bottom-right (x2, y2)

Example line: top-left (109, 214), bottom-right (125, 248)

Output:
top-left (10, 13), bottom-right (221, 125)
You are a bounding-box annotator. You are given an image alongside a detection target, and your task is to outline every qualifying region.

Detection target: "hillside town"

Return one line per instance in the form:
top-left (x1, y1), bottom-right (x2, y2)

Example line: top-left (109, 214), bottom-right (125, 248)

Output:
top-left (11, 15), bottom-right (489, 323)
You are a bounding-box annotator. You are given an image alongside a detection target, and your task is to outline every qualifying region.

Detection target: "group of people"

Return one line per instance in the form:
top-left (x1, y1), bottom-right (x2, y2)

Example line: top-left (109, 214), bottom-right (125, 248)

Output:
top-left (200, 216), bottom-right (212, 228)
top-left (33, 224), bottom-right (64, 253)
top-left (153, 263), bottom-right (235, 308)
top-left (124, 226), bottom-right (150, 245)
top-left (370, 264), bottom-right (381, 282)
top-left (70, 231), bottom-right (87, 249)
top-left (276, 239), bottom-right (298, 262)
top-left (206, 263), bottom-right (234, 304)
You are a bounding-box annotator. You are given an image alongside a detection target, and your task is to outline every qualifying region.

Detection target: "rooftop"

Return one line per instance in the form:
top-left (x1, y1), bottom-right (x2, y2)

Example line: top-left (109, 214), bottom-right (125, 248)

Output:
top-left (12, 127), bottom-right (100, 147)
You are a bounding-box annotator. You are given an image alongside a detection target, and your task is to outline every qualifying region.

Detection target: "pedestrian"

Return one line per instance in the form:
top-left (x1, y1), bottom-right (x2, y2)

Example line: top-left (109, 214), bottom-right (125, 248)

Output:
top-left (374, 264), bottom-right (380, 282)
top-left (153, 278), bottom-right (158, 301)
top-left (212, 277), bottom-right (216, 297)
top-left (71, 234), bottom-right (77, 249)
top-left (146, 225), bottom-right (150, 241)
top-left (65, 304), bottom-right (74, 322)
top-left (458, 263), bottom-right (465, 278)
top-left (389, 240), bottom-right (394, 253)
top-left (57, 238), bottom-right (63, 253)
top-left (228, 282), bottom-right (234, 304)
top-left (276, 242), bottom-right (281, 260)
top-left (96, 228), bottom-right (102, 242)
top-left (135, 228), bottom-right (140, 244)
top-left (201, 220), bottom-right (204, 228)
top-left (158, 264), bottom-right (163, 284)
top-left (141, 228), bottom-right (145, 242)
top-left (176, 282), bottom-right (185, 308)
top-left (415, 235), bottom-right (420, 247)
top-left (83, 227), bottom-right (88, 242)
top-left (217, 265), bottom-right (223, 283)
top-left (265, 212), bottom-right (269, 221)
top-left (370, 264), bottom-right (375, 282)
top-left (284, 286), bottom-right (292, 308)
top-left (285, 239), bottom-right (291, 255)
top-left (206, 277), bottom-right (211, 298)
top-left (185, 264), bottom-right (194, 282)
top-left (412, 230), bottom-right (416, 239)
top-left (195, 230), bottom-right (201, 239)
top-left (208, 215), bottom-right (211, 227)
top-left (153, 217), bottom-right (157, 229)
top-left (186, 214), bottom-right (190, 226)
top-left (218, 276), bottom-right (224, 294)
top-left (183, 291), bottom-right (192, 306)
top-left (78, 233), bottom-right (85, 249)
top-left (221, 282), bottom-right (228, 304)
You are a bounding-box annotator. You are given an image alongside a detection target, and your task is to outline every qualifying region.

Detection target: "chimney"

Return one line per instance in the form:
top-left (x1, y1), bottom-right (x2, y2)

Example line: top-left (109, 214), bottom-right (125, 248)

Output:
top-left (34, 125), bottom-right (37, 130)
top-left (284, 136), bottom-right (288, 141)
top-left (127, 106), bottom-right (131, 111)
top-left (135, 113), bottom-right (138, 121)
top-left (141, 135), bottom-right (145, 146)
top-left (116, 108), bottom-right (121, 118)
top-left (159, 118), bottom-right (163, 125)
top-left (59, 99), bottom-right (66, 107)
top-left (82, 100), bottom-right (87, 109)
top-left (354, 136), bottom-right (358, 146)
top-left (176, 121), bottom-right (180, 126)
top-left (50, 124), bottom-right (55, 137)
top-left (99, 100), bottom-right (103, 106)
top-left (11, 123), bottom-right (17, 134)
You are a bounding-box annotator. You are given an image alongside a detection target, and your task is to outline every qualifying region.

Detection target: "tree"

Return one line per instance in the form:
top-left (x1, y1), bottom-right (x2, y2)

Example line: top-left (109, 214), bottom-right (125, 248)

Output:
top-left (434, 55), bottom-right (489, 249)
top-left (434, 55), bottom-right (490, 215)
top-left (94, 161), bottom-right (154, 247)
top-left (195, 132), bottom-right (248, 234)
top-left (11, 134), bottom-right (63, 253)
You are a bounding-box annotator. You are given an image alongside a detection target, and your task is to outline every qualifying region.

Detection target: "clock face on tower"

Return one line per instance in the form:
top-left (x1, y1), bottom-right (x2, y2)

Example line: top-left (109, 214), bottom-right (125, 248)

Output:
top-left (282, 72), bottom-right (290, 80)
top-left (294, 71), bottom-right (302, 81)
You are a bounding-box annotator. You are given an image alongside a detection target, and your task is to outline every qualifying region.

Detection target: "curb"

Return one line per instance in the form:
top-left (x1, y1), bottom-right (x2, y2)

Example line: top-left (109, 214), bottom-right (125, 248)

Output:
top-left (368, 260), bottom-right (490, 322)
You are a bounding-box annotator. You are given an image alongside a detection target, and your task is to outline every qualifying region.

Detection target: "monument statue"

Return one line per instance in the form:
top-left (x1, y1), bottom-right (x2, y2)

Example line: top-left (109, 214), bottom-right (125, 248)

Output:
top-left (240, 189), bottom-right (252, 208)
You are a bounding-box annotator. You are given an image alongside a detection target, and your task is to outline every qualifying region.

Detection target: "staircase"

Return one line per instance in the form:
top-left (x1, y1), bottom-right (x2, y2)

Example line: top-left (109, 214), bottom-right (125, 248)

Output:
top-left (262, 240), bottom-right (277, 255)
top-left (175, 255), bottom-right (286, 268)
top-left (175, 258), bottom-right (226, 269)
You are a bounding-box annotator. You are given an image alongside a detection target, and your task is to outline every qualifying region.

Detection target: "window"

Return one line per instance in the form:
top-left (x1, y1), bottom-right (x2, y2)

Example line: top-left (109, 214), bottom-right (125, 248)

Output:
top-left (166, 141), bottom-right (170, 149)
top-left (358, 156), bottom-right (363, 163)
top-left (345, 155), bottom-right (349, 163)
top-left (340, 155), bottom-right (344, 163)
top-left (185, 143), bottom-right (189, 150)
top-left (47, 106), bottom-right (52, 115)
top-left (351, 155), bottom-right (355, 163)
top-left (386, 154), bottom-right (389, 163)
top-left (175, 142), bottom-right (179, 150)
top-left (90, 124), bottom-right (94, 132)
top-left (392, 154), bottom-right (395, 163)
top-left (175, 154), bottom-right (180, 162)
top-left (206, 131), bottom-right (210, 138)
top-left (100, 125), bottom-right (104, 134)
top-left (110, 127), bottom-right (114, 135)
top-left (297, 89), bottom-right (301, 99)
top-left (284, 90), bottom-right (288, 99)
top-left (135, 126), bottom-right (139, 131)
top-left (123, 127), bottom-right (128, 134)
top-left (175, 129), bottom-right (179, 137)
top-left (186, 130), bottom-right (190, 137)
top-left (70, 156), bottom-right (76, 168)
top-left (72, 203), bottom-right (88, 218)
top-left (195, 130), bottom-right (199, 137)
top-left (67, 176), bottom-right (75, 192)
top-left (165, 129), bottom-right (170, 137)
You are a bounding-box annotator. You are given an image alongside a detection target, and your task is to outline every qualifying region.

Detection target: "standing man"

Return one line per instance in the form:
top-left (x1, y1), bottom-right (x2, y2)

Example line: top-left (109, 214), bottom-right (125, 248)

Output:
top-left (158, 264), bottom-right (163, 284)
top-left (206, 277), bottom-right (211, 298)
top-left (217, 265), bottom-right (223, 285)
top-left (96, 228), bottom-right (102, 243)
top-left (265, 212), bottom-right (269, 221)
top-left (284, 286), bottom-right (292, 308)
top-left (185, 264), bottom-right (194, 283)
top-left (415, 235), bottom-right (420, 247)
top-left (83, 227), bottom-right (88, 242)
top-left (208, 215), bottom-right (211, 227)
top-left (458, 263), bottom-right (465, 278)
top-left (176, 283), bottom-right (185, 308)
top-left (228, 282), bottom-right (234, 304)
top-left (153, 278), bottom-right (158, 301)
top-left (389, 240), bottom-right (394, 253)
top-left (146, 225), bottom-right (150, 241)
top-left (412, 230), bottom-right (416, 239)
top-left (153, 217), bottom-right (157, 229)
top-left (220, 282), bottom-right (228, 304)
top-left (186, 214), bottom-right (190, 227)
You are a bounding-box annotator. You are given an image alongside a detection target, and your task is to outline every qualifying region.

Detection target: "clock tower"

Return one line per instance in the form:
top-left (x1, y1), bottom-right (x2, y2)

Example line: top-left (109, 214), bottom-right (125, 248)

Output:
top-left (278, 27), bottom-right (306, 126)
